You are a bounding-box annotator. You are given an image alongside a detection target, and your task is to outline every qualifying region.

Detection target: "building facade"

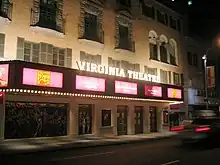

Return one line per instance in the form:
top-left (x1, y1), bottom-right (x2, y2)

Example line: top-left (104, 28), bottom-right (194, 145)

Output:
top-left (0, 0), bottom-right (185, 140)
top-left (184, 36), bottom-right (220, 119)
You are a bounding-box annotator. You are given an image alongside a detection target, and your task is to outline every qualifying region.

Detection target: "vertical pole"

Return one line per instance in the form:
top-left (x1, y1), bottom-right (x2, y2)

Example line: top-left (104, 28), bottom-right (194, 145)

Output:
top-left (204, 55), bottom-right (209, 110)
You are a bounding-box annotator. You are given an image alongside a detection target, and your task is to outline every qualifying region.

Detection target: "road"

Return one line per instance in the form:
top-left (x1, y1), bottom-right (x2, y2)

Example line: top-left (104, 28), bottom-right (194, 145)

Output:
top-left (1, 137), bottom-right (220, 165)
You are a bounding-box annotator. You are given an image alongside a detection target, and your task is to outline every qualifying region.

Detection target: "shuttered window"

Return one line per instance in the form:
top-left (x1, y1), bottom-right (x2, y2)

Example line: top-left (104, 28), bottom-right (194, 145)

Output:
top-left (0, 33), bottom-right (5, 57)
top-left (16, 37), bottom-right (72, 68)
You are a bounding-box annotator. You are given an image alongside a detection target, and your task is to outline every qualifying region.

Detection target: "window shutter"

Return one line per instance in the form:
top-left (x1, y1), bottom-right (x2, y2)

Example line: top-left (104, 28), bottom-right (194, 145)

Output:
top-left (39, 42), bottom-right (47, 63)
top-left (58, 49), bottom-right (65, 66)
top-left (32, 0), bottom-right (40, 25)
top-left (16, 37), bottom-right (24, 60)
top-left (0, 33), bottom-right (5, 57)
top-left (168, 71), bottom-right (171, 84)
top-left (96, 55), bottom-right (101, 65)
top-left (47, 44), bottom-right (53, 64)
top-left (80, 51), bottom-right (86, 62)
top-left (108, 57), bottom-right (112, 66)
top-left (65, 48), bottom-right (72, 68)
top-left (32, 43), bottom-right (40, 63)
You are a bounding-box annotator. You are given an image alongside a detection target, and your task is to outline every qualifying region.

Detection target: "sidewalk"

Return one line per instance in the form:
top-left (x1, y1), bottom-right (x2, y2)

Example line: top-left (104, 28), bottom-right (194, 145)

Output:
top-left (0, 131), bottom-right (178, 155)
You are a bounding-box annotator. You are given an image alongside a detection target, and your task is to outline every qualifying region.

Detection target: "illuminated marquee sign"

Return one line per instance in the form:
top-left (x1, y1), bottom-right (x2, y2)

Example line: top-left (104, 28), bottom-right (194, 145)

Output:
top-left (75, 75), bottom-right (106, 92)
top-left (145, 85), bottom-right (162, 97)
top-left (115, 80), bottom-right (137, 95)
top-left (76, 61), bottom-right (160, 83)
top-left (22, 68), bottom-right (63, 88)
top-left (167, 88), bottom-right (182, 99)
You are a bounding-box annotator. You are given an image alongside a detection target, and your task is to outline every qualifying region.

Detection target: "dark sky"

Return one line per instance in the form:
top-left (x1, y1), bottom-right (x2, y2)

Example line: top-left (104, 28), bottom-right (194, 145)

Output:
top-left (156, 0), bottom-right (220, 40)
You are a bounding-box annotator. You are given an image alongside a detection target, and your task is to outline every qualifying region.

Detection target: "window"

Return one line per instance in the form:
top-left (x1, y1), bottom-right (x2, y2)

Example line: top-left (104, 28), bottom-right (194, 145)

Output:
top-left (169, 39), bottom-right (177, 65)
top-left (0, 0), bottom-right (12, 20)
top-left (187, 52), bottom-right (197, 67)
top-left (169, 16), bottom-right (177, 29)
top-left (24, 42), bottom-right (39, 62)
top-left (84, 12), bottom-right (99, 42)
top-left (157, 10), bottom-right (168, 25)
top-left (101, 109), bottom-right (111, 127)
top-left (160, 42), bottom-right (167, 63)
top-left (142, 4), bottom-right (155, 19)
top-left (119, 24), bottom-right (130, 50)
top-left (160, 69), bottom-right (168, 84)
top-left (149, 43), bottom-right (158, 60)
top-left (16, 37), bottom-right (72, 68)
top-left (31, 0), bottom-right (64, 33)
top-left (149, 30), bottom-right (158, 60)
top-left (177, 19), bottom-right (181, 32)
top-left (108, 57), bottom-right (120, 68)
top-left (80, 51), bottom-right (102, 65)
top-left (0, 33), bottom-right (5, 57)
top-left (180, 73), bottom-right (184, 86)
top-left (173, 72), bottom-right (180, 85)
top-left (121, 60), bottom-right (140, 72)
top-left (144, 66), bottom-right (157, 76)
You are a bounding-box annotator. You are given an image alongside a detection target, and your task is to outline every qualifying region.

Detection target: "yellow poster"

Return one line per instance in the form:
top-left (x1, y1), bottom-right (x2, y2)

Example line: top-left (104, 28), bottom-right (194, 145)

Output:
top-left (36, 70), bottom-right (51, 86)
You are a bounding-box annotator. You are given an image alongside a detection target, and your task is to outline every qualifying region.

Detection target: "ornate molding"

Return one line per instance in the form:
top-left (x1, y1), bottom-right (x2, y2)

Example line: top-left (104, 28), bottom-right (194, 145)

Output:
top-left (79, 0), bottom-right (104, 43)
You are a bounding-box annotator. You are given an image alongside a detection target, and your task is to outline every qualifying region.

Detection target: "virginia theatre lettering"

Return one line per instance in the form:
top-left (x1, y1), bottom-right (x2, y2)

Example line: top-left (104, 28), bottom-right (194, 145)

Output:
top-left (76, 61), bottom-right (160, 83)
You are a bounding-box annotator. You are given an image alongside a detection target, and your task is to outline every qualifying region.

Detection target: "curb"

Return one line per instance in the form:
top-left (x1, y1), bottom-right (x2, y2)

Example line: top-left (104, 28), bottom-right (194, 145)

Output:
top-left (0, 135), bottom-right (178, 156)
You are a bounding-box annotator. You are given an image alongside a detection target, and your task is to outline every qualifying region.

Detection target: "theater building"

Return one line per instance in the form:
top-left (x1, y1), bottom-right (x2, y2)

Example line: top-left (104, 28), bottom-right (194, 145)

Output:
top-left (0, 60), bottom-right (183, 140)
top-left (0, 0), bottom-right (185, 140)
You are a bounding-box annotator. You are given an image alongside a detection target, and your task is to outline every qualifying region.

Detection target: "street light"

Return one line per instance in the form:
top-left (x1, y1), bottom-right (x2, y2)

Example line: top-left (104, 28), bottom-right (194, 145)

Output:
top-left (202, 54), bottom-right (208, 110)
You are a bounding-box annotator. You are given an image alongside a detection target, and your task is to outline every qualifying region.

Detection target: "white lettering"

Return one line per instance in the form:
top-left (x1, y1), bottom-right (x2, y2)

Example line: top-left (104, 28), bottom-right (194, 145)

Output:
top-left (90, 63), bottom-right (97, 72)
top-left (76, 61), bottom-right (160, 83)
top-left (76, 61), bottom-right (86, 70)
top-left (119, 69), bottom-right (126, 77)
top-left (127, 70), bottom-right (133, 78)
top-left (97, 65), bottom-right (105, 74)
top-left (109, 67), bottom-right (116, 76)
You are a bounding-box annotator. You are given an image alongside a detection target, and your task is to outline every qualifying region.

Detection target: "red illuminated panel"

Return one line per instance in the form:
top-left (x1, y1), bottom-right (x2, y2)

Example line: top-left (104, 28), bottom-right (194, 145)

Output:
top-left (0, 64), bottom-right (9, 87)
top-left (76, 75), bottom-right (105, 92)
top-left (22, 68), bottom-right (63, 88)
top-left (167, 88), bottom-right (182, 99)
top-left (115, 80), bottom-right (137, 95)
top-left (145, 85), bottom-right (162, 97)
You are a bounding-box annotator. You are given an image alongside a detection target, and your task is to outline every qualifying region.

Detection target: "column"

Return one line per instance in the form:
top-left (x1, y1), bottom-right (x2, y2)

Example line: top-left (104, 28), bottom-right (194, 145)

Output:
top-left (166, 44), bottom-right (170, 63)
top-left (68, 99), bottom-right (78, 138)
top-left (0, 104), bottom-right (5, 141)
top-left (0, 94), bottom-right (5, 141)
top-left (127, 104), bottom-right (135, 135)
top-left (157, 107), bottom-right (163, 132)
top-left (93, 103), bottom-right (101, 136)
top-left (143, 105), bottom-right (149, 134)
top-left (157, 42), bottom-right (161, 60)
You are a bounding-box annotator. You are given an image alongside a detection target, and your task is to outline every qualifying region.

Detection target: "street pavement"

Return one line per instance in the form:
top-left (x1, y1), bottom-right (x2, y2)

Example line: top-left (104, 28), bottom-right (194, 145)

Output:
top-left (1, 137), bottom-right (220, 165)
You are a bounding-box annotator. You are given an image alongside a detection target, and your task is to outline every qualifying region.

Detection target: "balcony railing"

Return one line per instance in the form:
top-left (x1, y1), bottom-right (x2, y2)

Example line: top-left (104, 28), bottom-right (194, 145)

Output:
top-left (30, 8), bottom-right (65, 33)
top-left (0, 1), bottom-right (13, 20)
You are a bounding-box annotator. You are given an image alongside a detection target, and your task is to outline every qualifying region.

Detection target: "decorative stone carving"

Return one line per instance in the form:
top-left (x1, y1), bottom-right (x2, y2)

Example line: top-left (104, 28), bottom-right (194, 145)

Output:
top-left (115, 10), bottom-right (133, 50)
top-left (79, 0), bottom-right (104, 43)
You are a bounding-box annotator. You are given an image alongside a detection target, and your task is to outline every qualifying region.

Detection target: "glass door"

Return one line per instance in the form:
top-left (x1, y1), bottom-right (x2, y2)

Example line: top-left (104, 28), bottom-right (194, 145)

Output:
top-left (149, 106), bottom-right (157, 132)
top-left (117, 105), bottom-right (128, 136)
top-left (134, 106), bottom-right (143, 134)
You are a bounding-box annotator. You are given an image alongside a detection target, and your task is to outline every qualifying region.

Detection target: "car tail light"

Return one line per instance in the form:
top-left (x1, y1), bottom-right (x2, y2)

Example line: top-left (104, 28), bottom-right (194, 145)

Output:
top-left (195, 126), bottom-right (210, 132)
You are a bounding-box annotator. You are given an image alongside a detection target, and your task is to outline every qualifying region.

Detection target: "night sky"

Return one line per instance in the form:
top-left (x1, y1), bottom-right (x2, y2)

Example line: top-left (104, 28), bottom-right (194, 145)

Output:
top-left (156, 0), bottom-right (220, 40)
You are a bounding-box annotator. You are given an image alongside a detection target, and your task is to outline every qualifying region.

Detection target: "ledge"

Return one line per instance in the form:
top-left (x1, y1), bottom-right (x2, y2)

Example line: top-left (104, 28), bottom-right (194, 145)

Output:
top-left (30, 26), bottom-right (65, 38)
top-left (78, 38), bottom-right (104, 49)
top-left (115, 47), bottom-right (135, 56)
top-left (0, 16), bottom-right (11, 27)
top-left (149, 58), bottom-right (179, 68)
